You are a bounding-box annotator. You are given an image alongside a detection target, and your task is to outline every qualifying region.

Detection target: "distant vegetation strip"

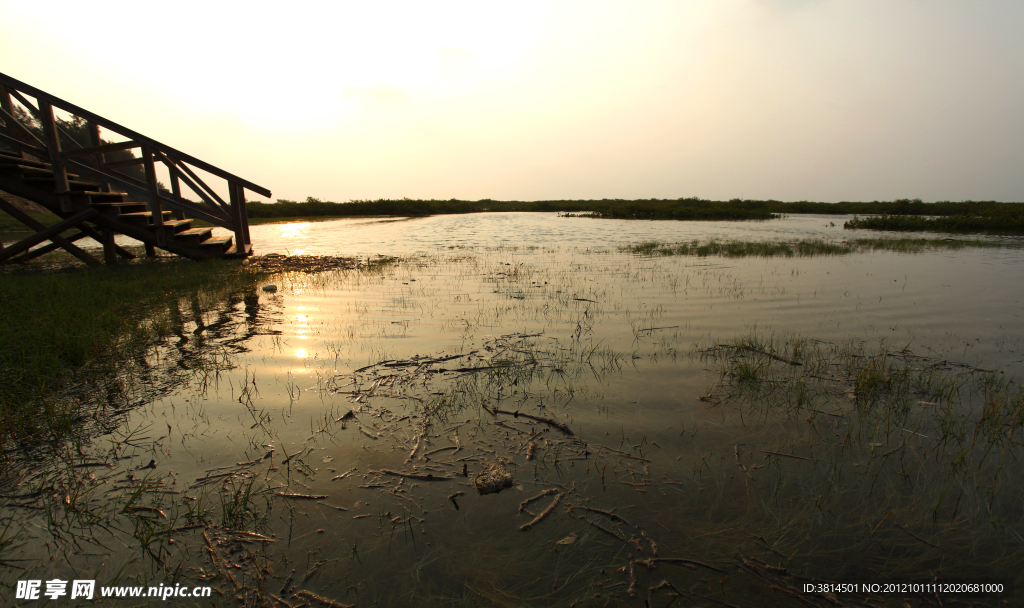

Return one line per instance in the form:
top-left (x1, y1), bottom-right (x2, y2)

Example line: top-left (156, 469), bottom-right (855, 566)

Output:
top-left (844, 214), bottom-right (1024, 235)
top-left (622, 237), bottom-right (1014, 258)
top-left (246, 197), bottom-right (1024, 224)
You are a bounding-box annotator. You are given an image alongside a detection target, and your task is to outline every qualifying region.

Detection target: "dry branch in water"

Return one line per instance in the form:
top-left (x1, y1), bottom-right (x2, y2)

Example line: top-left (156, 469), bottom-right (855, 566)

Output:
top-left (520, 492), bottom-right (563, 531)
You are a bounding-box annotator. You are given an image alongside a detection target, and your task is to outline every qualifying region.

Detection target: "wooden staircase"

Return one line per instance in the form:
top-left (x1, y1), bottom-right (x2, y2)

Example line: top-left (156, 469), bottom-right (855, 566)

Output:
top-left (0, 72), bottom-right (270, 265)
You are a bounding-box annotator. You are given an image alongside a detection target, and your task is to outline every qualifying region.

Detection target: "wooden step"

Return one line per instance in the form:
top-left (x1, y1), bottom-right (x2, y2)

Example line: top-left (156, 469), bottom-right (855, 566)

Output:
top-left (162, 219), bottom-right (192, 234)
top-left (223, 243), bottom-right (252, 258)
top-left (0, 155), bottom-right (49, 170)
top-left (118, 210), bottom-right (174, 224)
top-left (169, 227), bottom-right (212, 245)
top-left (24, 177), bottom-right (103, 191)
top-left (83, 191), bottom-right (129, 204)
top-left (200, 236), bottom-right (233, 253)
top-left (91, 201), bottom-right (150, 215)
top-left (19, 166), bottom-right (82, 180)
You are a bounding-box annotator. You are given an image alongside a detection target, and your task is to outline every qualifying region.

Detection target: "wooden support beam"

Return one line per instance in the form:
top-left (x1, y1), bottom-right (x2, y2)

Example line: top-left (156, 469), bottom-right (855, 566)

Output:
top-left (62, 139), bottom-right (140, 159)
top-left (38, 100), bottom-right (71, 213)
top-left (229, 181), bottom-right (251, 252)
top-left (101, 227), bottom-right (116, 264)
top-left (168, 161), bottom-right (185, 220)
top-left (154, 152), bottom-right (231, 217)
top-left (74, 221), bottom-right (135, 259)
top-left (9, 230), bottom-right (88, 263)
top-left (0, 205), bottom-right (99, 265)
top-left (104, 156), bottom-right (146, 169)
top-left (142, 145), bottom-right (165, 246)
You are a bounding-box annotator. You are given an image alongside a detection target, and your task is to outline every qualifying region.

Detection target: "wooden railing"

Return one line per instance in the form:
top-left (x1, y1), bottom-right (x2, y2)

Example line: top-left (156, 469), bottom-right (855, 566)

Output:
top-left (0, 71), bottom-right (270, 253)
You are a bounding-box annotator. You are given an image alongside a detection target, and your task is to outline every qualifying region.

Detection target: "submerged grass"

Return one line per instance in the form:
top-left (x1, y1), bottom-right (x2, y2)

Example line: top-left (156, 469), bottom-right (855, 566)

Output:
top-left (622, 236), bottom-right (1013, 258)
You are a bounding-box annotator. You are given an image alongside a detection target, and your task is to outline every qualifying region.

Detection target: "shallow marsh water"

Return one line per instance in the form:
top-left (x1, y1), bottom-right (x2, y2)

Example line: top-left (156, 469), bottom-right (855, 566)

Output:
top-left (2, 213), bottom-right (1023, 607)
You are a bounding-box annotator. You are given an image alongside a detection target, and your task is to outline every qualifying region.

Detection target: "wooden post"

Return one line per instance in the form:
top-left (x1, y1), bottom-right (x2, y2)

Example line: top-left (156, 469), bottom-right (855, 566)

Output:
top-left (38, 100), bottom-right (72, 213)
top-left (168, 158), bottom-right (185, 220)
top-left (102, 227), bottom-right (116, 265)
top-left (142, 145), bottom-right (165, 247)
top-left (228, 180), bottom-right (250, 255)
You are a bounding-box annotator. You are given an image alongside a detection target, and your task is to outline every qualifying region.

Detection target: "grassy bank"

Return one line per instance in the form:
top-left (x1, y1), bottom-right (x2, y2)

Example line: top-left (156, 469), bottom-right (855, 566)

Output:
top-left (0, 259), bottom-right (267, 459)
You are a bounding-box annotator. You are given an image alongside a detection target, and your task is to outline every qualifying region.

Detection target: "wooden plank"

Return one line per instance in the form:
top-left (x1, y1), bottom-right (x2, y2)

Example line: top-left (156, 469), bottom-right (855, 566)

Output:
top-left (142, 146), bottom-right (165, 246)
top-left (62, 140), bottom-right (140, 159)
top-left (37, 100), bottom-right (71, 213)
top-left (0, 204), bottom-right (100, 265)
top-left (0, 71), bottom-right (271, 198)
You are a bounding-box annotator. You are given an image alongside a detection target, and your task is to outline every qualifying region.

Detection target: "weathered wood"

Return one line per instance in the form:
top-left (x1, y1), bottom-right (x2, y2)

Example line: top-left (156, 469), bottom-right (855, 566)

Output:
top-left (0, 205), bottom-right (100, 265)
top-left (141, 146), bottom-right (165, 246)
top-left (0, 71), bottom-right (271, 197)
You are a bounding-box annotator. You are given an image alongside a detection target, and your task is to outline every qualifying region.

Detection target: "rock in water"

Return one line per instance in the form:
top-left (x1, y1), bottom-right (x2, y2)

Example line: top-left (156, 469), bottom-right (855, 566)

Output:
top-left (473, 461), bottom-right (513, 495)
top-left (262, 284), bottom-right (278, 292)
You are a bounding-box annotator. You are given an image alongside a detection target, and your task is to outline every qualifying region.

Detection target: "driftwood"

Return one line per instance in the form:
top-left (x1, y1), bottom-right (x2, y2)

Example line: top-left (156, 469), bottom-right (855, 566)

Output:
top-left (518, 488), bottom-right (558, 513)
top-left (520, 493), bottom-right (562, 531)
top-left (375, 469), bottom-right (452, 481)
top-left (292, 589), bottom-right (354, 608)
top-left (481, 403), bottom-right (574, 436)
top-left (276, 492), bottom-right (328, 500)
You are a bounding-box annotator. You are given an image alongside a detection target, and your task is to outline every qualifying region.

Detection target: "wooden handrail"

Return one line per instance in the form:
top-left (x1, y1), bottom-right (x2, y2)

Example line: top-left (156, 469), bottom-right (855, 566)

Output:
top-left (0, 71), bottom-right (271, 198)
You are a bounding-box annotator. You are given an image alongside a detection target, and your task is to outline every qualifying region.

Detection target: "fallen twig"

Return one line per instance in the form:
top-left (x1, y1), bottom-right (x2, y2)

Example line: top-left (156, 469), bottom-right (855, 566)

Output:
top-left (520, 493), bottom-right (563, 531)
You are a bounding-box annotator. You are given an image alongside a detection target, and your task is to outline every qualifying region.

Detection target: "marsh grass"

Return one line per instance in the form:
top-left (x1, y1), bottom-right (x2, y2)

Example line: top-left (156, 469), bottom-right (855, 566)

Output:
top-left (0, 259), bottom-right (267, 460)
top-left (623, 237), bottom-right (1013, 258)
top-left (845, 214), bottom-right (1024, 235)
top-left (688, 331), bottom-right (1024, 595)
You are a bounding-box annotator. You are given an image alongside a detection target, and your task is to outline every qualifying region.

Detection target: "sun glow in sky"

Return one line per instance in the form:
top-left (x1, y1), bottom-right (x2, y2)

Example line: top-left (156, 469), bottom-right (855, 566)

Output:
top-left (2, 0), bottom-right (1022, 202)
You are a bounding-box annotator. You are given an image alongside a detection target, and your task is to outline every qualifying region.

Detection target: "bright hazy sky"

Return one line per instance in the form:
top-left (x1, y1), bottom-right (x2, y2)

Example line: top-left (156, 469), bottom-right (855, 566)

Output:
top-left (2, 1), bottom-right (1022, 203)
